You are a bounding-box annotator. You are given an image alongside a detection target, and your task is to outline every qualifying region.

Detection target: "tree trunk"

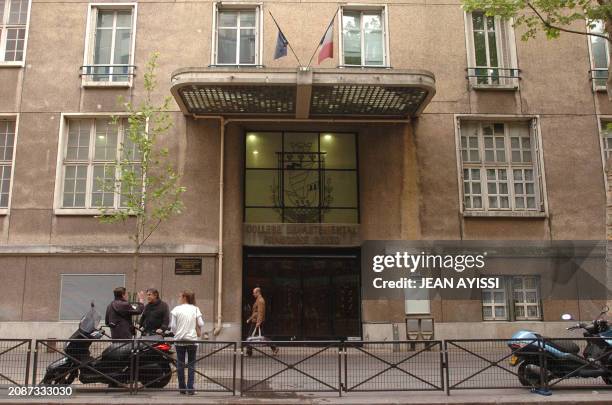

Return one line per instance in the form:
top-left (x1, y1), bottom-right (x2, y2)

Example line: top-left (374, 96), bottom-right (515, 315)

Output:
top-left (131, 243), bottom-right (140, 298)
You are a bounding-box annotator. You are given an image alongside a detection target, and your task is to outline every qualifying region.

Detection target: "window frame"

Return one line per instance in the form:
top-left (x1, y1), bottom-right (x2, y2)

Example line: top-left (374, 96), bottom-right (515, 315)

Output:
top-left (454, 114), bottom-right (549, 218)
top-left (0, 113), bottom-right (18, 215)
top-left (482, 275), bottom-right (543, 321)
top-left (597, 116), bottom-right (612, 191)
top-left (463, 11), bottom-right (519, 90)
top-left (54, 113), bottom-right (140, 215)
top-left (211, 2), bottom-right (263, 67)
top-left (243, 131), bottom-right (360, 224)
top-left (338, 4), bottom-right (390, 68)
top-left (82, 3), bottom-right (138, 88)
top-left (587, 20), bottom-right (609, 92)
top-left (0, 0), bottom-right (31, 66)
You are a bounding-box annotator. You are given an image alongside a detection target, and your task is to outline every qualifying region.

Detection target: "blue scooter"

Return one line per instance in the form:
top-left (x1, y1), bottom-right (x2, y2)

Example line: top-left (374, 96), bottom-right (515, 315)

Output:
top-left (508, 306), bottom-right (612, 386)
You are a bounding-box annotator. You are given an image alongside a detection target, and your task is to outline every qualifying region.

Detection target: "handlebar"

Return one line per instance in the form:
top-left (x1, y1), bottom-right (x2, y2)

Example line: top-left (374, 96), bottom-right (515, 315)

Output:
top-left (567, 322), bottom-right (587, 330)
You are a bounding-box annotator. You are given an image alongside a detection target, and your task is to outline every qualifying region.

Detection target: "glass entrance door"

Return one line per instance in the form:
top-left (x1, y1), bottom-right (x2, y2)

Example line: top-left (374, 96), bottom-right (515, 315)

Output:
top-left (242, 249), bottom-right (361, 340)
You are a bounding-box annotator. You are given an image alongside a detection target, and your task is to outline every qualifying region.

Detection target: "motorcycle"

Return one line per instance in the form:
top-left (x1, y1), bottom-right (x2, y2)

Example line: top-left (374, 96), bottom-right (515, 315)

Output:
top-left (42, 303), bottom-right (174, 388)
top-left (508, 306), bottom-right (612, 387)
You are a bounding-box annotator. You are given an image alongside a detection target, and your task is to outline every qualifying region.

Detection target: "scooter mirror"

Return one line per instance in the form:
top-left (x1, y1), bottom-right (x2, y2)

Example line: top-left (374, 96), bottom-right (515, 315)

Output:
top-left (561, 314), bottom-right (573, 321)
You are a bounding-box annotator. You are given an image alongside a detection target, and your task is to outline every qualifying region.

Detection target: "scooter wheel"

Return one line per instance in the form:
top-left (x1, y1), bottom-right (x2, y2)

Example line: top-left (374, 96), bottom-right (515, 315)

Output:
top-left (517, 362), bottom-right (545, 387)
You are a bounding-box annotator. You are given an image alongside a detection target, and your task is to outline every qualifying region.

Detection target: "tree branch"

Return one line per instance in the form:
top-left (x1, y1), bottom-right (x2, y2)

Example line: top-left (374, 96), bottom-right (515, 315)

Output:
top-left (139, 218), bottom-right (163, 248)
top-left (526, 2), bottom-right (612, 42)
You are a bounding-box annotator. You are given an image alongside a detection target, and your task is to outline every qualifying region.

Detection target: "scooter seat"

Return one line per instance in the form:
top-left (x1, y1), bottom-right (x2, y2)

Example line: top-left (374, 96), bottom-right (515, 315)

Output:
top-left (546, 339), bottom-right (580, 354)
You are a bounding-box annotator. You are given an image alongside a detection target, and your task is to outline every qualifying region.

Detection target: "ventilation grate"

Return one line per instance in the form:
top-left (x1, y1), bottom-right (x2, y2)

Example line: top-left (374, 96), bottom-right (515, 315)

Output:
top-left (178, 85), bottom-right (296, 115)
top-left (310, 85), bottom-right (428, 117)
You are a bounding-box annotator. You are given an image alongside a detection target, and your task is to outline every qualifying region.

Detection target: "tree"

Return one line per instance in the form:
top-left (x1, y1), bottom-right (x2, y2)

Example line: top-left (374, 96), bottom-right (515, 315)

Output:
top-left (462, 0), bottom-right (612, 97)
top-left (97, 52), bottom-right (186, 296)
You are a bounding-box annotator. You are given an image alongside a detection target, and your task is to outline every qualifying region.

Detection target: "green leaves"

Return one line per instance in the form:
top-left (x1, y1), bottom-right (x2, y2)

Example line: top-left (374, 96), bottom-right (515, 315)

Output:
top-left (97, 51), bottom-right (186, 251)
top-left (463, 0), bottom-right (612, 42)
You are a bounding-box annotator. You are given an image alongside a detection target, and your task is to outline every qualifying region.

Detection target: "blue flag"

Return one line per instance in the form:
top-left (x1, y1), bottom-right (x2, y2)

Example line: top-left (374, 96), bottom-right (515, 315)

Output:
top-left (274, 29), bottom-right (288, 60)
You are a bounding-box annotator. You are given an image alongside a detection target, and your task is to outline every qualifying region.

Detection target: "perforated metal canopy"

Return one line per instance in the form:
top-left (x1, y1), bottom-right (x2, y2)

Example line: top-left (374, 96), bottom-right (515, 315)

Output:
top-left (170, 68), bottom-right (435, 120)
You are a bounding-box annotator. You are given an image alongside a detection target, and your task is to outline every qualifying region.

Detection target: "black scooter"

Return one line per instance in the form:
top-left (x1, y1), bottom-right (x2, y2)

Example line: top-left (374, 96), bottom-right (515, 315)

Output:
top-left (42, 303), bottom-right (174, 388)
top-left (508, 306), bottom-right (612, 386)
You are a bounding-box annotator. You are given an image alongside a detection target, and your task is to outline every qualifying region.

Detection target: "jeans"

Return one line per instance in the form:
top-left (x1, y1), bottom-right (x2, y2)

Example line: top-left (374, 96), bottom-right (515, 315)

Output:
top-left (175, 344), bottom-right (197, 392)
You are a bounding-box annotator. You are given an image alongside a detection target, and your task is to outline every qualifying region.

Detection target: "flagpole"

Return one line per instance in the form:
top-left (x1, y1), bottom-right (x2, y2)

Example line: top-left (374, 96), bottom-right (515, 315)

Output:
top-left (306, 6), bottom-right (340, 68)
top-left (269, 11), bottom-right (303, 67)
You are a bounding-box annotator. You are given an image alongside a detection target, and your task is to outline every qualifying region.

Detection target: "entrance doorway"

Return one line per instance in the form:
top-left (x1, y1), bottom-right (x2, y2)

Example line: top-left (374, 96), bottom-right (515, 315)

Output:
top-left (242, 248), bottom-right (361, 340)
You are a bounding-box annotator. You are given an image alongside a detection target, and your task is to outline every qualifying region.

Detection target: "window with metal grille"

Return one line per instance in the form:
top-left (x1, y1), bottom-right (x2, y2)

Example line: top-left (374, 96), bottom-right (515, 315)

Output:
top-left (58, 117), bottom-right (141, 211)
top-left (458, 119), bottom-right (545, 214)
top-left (82, 5), bottom-right (136, 85)
top-left (465, 11), bottom-right (518, 87)
top-left (588, 20), bottom-right (608, 91)
top-left (0, 0), bottom-right (29, 63)
top-left (244, 132), bottom-right (359, 223)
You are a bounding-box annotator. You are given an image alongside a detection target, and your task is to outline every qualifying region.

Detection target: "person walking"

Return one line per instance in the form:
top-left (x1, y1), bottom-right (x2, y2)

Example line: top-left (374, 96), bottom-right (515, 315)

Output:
top-left (139, 288), bottom-right (170, 336)
top-left (170, 290), bottom-right (204, 395)
top-left (105, 287), bottom-right (145, 339)
top-left (246, 287), bottom-right (278, 355)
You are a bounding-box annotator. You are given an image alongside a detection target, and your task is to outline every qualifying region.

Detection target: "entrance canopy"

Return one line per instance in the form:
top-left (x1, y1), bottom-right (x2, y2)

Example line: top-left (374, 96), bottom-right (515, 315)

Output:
top-left (170, 68), bottom-right (436, 120)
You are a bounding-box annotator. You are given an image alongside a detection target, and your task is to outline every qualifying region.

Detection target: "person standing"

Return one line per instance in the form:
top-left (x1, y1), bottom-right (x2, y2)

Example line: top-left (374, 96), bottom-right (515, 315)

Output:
top-left (246, 287), bottom-right (278, 355)
top-left (105, 287), bottom-right (145, 339)
top-left (139, 288), bottom-right (170, 336)
top-left (170, 290), bottom-right (204, 395)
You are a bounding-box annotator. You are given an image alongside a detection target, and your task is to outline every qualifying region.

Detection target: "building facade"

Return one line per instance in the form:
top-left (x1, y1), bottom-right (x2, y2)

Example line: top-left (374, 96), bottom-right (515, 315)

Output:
top-left (0, 0), bottom-right (608, 341)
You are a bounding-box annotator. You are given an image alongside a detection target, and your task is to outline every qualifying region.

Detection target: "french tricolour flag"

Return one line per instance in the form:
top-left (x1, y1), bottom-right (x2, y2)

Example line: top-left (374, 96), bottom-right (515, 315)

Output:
top-left (317, 19), bottom-right (334, 64)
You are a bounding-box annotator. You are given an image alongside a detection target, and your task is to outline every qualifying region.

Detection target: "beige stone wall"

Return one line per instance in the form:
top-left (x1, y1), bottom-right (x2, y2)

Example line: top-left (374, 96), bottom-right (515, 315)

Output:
top-left (0, 0), bottom-right (608, 332)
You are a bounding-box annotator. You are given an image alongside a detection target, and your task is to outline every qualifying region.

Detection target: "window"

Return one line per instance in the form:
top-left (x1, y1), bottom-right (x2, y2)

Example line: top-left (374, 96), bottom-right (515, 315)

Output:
top-left (0, 0), bottom-right (30, 63)
top-left (602, 120), bottom-right (612, 160)
top-left (340, 7), bottom-right (387, 67)
top-left (82, 5), bottom-right (136, 85)
top-left (214, 5), bottom-right (260, 66)
top-left (589, 20), bottom-right (608, 91)
top-left (465, 11), bottom-right (518, 87)
top-left (458, 119), bottom-right (545, 215)
top-left (59, 274), bottom-right (125, 320)
top-left (482, 278), bottom-right (508, 320)
top-left (512, 276), bottom-right (541, 320)
top-left (0, 118), bottom-right (15, 210)
top-left (244, 132), bottom-right (359, 223)
top-left (482, 276), bottom-right (541, 321)
top-left (57, 117), bottom-right (141, 212)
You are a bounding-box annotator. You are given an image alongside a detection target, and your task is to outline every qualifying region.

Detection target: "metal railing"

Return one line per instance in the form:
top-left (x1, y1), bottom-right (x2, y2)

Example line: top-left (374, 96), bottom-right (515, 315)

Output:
top-left (5, 336), bottom-right (612, 395)
top-left (466, 67), bottom-right (520, 86)
top-left (445, 338), bottom-right (545, 394)
top-left (240, 341), bottom-right (342, 396)
top-left (32, 339), bottom-right (236, 395)
top-left (0, 339), bottom-right (31, 387)
top-left (589, 68), bottom-right (608, 89)
top-left (344, 341), bottom-right (443, 392)
top-left (79, 65), bottom-right (136, 82)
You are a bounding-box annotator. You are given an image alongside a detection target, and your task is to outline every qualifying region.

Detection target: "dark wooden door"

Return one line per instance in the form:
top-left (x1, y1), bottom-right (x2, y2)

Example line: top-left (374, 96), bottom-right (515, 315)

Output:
top-left (243, 250), bottom-right (361, 340)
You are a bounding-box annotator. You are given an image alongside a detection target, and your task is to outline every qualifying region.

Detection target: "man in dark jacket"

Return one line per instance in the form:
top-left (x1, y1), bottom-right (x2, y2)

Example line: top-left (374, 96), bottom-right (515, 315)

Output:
top-left (105, 287), bottom-right (145, 339)
top-left (139, 288), bottom-right (170, 335)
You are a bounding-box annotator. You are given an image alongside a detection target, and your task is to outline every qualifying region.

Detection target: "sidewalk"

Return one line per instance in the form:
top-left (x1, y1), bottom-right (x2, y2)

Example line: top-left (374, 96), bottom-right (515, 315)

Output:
top-left (2, 389), bottom-right (612, 405)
